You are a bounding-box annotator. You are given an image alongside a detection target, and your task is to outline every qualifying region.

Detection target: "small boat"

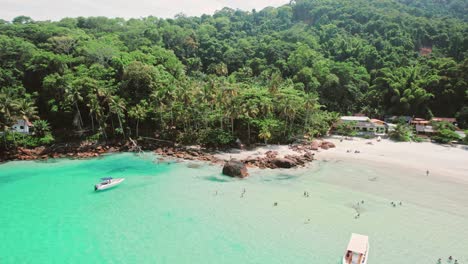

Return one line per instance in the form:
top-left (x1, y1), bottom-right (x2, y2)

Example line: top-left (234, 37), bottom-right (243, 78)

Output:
top-left (342, 233), bottom-right (369, 264)
top-left (94, 177), bottom-right (125, 191)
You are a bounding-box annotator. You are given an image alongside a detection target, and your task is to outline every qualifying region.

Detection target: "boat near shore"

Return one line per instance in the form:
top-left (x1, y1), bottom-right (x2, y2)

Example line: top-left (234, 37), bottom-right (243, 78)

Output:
top-left (342, 233), bottom-right (369, 264)
top-left (94, 177), bottom-right (125, 191)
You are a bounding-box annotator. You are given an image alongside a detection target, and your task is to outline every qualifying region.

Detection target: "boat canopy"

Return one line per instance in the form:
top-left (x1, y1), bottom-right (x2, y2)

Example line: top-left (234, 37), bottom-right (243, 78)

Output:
top-left (346, 233), bottom-right (369, 254)
top-left (101, 177), bottom-right (113, 181)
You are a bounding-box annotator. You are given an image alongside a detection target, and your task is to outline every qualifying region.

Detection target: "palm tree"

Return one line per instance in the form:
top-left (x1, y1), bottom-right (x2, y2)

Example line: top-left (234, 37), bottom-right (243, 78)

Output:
top-left (0, 91), bottom-right (17, 129)
top-left (108, 96), bottom-right (127, 138)
top-left (32, 119), bottom-right (51, 137)
top-left (65, 86), bottom-right (84, 130)
top-left (13, 98), bottom-right (39, 120)
top-left (303, 93), bottom-right (319, 130)
top-left (128, 101), bottom-right (148, 138)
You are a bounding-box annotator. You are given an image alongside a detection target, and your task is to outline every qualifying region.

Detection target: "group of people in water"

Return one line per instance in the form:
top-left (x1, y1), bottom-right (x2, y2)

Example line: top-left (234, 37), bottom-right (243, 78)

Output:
top-left (437, 256), bottom-right (459, 264)
top-left (353, 200), bottom-right (365, 219)
top-left (390, 201), bottom-right (403, 207)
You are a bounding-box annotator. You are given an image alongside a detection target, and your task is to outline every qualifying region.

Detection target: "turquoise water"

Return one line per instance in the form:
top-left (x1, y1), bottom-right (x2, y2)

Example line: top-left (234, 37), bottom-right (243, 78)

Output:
top-left (0, 153), bottom-right (467, 264)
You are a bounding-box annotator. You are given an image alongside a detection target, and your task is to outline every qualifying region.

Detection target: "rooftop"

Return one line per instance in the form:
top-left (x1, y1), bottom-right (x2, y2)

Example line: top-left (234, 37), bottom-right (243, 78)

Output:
top-left (341, 116), bottom-right (369, 122)
top-left (346, 233), bottom-right (369, 254)
top-left (432, 117), bottom-right (456, 123)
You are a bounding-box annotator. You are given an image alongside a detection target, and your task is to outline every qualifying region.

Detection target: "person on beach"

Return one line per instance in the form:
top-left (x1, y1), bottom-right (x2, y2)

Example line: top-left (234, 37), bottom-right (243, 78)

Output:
top-left (426, 170), bottom-right (430, 176)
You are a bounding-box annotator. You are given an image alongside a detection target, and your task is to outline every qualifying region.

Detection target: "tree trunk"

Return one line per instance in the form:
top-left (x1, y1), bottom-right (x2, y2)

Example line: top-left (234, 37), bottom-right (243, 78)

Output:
top-left (117, 114), bottom-right (125, 139)
top-left (75, 101), bottom-right (83, 129)
top-left (231, 117), bottom-right (234, 135)
top-left (247, 121), bottom-right (251, 145)
top-left (90, 114), bottom-right (95, 132)
top-left (136, 119), bottom-right (139, 138)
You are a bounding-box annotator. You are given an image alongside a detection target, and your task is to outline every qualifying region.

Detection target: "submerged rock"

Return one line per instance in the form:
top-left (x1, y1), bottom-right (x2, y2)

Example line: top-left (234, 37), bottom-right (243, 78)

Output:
top-left (222, 159), bottom-right (249, 178)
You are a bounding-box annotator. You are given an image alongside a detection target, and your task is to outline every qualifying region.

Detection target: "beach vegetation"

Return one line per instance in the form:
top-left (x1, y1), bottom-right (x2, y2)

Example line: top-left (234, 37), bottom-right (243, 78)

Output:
top-left (335, 121), bottom-right (358, 137)
top-left (432, 129), bottom-right (461, 144)
top-left (389, 124), bottom-right (412, 142)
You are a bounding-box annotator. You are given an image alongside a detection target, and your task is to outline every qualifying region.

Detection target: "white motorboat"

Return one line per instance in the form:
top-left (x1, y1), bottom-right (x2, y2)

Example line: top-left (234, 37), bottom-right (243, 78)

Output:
top-left (342, 233), bottom-right (369, 264)
top-left (94, 177), bottom-right (125, 191)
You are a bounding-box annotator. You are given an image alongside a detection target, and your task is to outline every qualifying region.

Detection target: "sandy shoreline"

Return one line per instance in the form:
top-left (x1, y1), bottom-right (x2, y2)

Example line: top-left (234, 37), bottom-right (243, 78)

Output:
top-left (215, 136), bottom-right (468, 183)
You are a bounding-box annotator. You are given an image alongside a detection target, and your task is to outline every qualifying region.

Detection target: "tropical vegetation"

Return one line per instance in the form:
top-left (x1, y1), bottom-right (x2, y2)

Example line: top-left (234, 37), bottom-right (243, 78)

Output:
top-left (0, 0), bottom-right (467, 148)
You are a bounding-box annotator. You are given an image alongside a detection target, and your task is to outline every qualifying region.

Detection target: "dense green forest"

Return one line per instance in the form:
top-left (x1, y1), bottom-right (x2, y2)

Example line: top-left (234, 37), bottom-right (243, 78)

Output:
top-left (1, 0), bottom-right (467, 148)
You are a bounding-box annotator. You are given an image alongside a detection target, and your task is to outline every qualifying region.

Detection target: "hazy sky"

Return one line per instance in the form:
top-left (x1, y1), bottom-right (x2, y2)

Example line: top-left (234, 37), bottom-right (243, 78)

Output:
top-left (0, 0), bottom-right (289, 21)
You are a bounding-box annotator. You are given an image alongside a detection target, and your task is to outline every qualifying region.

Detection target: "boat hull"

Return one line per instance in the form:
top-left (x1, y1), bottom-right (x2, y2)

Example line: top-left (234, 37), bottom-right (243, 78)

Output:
top-left (94, 178), bottom-right (125, 191)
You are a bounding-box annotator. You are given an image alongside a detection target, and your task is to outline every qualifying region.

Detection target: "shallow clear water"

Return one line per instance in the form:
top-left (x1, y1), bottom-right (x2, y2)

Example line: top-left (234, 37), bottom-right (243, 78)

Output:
top-left (0, 153), bottom-right (467, 264)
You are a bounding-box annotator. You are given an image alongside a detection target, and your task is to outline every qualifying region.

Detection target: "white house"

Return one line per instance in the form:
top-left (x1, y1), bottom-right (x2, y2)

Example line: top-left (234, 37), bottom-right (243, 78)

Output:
top-left (11, 119), bottom-right (33, 134)
top-left (339, 116), bottom-right (386, 135)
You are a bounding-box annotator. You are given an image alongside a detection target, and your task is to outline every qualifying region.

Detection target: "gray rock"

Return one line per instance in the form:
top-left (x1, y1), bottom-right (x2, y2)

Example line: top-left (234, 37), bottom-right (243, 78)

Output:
top-left (222, 159), bottom-right (249, 178)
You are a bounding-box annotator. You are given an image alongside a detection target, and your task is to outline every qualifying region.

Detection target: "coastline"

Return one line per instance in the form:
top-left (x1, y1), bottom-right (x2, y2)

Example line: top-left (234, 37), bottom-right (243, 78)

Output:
top-left (2, 136), bottom-right (467, 183)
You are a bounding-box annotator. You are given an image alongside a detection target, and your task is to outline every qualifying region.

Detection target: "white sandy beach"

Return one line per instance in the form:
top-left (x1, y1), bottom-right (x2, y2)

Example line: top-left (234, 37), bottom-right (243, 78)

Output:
top-left (318, 136), bottom-right (468, 182)
top-left (214, 136), bottom-right (468, 182)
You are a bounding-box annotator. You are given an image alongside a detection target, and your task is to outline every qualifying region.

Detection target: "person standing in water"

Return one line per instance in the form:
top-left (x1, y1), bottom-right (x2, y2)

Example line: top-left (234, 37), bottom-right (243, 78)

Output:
top-left (426, 169), bottom-right (430, 176)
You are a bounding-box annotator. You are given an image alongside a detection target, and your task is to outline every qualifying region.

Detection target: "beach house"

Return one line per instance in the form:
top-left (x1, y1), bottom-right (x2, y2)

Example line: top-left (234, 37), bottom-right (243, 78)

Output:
top-left (11, 119), bottom-right (33, 134)
top-left (339, 116), bottom-right (386, 136)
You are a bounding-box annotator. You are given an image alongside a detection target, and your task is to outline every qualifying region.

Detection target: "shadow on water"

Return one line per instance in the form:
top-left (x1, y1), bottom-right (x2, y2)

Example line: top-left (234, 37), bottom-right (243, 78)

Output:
top-left (0, 174), bottom-right (30, 186)
top-left (261, 174), bottom-right (299, 182)
top-left (204, 175), bottom-right (236, 183)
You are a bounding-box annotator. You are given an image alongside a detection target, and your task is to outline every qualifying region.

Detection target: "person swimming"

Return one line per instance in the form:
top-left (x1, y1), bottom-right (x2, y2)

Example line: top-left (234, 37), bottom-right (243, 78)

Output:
top-left (273, 202), bottom-right (278, 206)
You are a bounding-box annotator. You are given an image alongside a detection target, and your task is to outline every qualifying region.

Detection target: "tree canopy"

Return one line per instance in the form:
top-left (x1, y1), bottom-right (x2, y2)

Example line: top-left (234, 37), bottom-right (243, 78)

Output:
top-left (0, 0), bottom-right (467, 147)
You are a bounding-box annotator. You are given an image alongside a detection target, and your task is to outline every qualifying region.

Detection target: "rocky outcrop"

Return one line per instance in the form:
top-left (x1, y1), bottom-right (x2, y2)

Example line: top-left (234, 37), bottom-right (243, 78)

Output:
top-left (321, 141), bottom-right (335, 149)
top-left (272, 158), bottom-right (297, 168)
top-left (1, 138), bottom-right (333, 173)
top-left (0, 141), bottom-right (130, 162)
top-left (222, 159), bottom-right (249, 178)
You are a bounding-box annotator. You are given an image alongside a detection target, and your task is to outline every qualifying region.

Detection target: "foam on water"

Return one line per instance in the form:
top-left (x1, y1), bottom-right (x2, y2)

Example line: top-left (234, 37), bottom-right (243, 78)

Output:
top-left (0, 153), bottom-right (467, 263)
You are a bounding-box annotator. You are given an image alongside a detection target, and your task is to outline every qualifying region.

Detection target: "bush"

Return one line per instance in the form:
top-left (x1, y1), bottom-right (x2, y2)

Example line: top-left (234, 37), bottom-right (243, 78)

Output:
top-left (87, 132), bottom-right (103, 141)
top-left (197, 128), bottom-right (234, 148)
top-left (39, 133), bottom-right (55, 145)
top-left (5, 132), bottom-right (39, 148)
top-left (432, 121), bottom-right (456, 131)
top-left (2, 131), bottom-right (55, 148)
top-left (389, 124), bottom-right (412, 142)
top-left (335, 121), bottom-right (357, 136)
top-left (432, 129), bottom-right (460, 144)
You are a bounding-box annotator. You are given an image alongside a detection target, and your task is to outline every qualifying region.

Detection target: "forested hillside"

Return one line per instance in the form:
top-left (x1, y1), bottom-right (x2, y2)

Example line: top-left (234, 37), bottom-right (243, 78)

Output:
top-left (1, 0), bottom-right (467, 147)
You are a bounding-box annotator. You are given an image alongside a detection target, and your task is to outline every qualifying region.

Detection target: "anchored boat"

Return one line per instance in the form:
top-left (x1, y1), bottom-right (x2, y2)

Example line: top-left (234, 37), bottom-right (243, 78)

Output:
top-left (342, 233), bottom-right (369, 264)
top-left (94, 177), bottom-right (125, 191)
